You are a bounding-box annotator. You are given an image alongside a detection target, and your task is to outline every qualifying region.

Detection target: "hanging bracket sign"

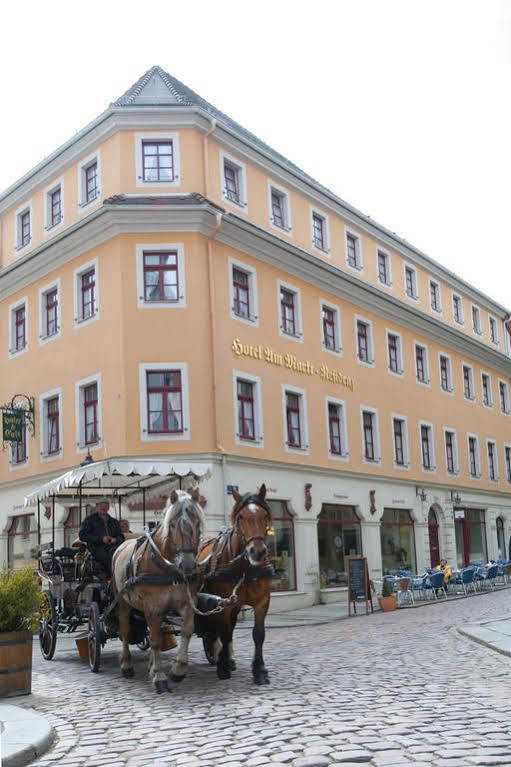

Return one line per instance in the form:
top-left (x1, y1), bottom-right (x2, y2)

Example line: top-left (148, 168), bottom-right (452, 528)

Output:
top-left (1, 395), bottom-right (35, 447)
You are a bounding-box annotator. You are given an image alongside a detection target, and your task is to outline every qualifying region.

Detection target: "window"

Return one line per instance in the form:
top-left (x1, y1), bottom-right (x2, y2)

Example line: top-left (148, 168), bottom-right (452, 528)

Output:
top-left (356, 319), bottom-right (373, 364)
top-left (76, 375), bottom-right (102, 451)
top-left (345, 231), bottom-right (361, 269)
top-left (444, 430), bottom-right (458, 475)
top-left (381, 509), bottom-right (416, 575)
top-left (146, 370), bottom-right (183, 434)
top-left (14, 306), bottom-right (26, 352)
top-left (139, 363), bottom-right (189, 441)
top-left (221, 154), bottom-right (246, 207)
top-left (455, 509), bottom-right (487, 568)
top-left (78, 153), bottom-right (101, 207)
top-left (463, 365), bottom-right (474, 400)
top-left (312, 212), bottom-right (328, 252)
top-left (430, 280), bottom-right (441, 312)
top-left (234, 372), bottom-right (262, 446)
top-left (505, 446), bottom-right (511, 483)
top-left (45, 289), bottom-right (58, 338)
top-left (472, 305), bottom-right (482, 335)
top-left (233, 268), bottom-right (250, 319)
top-left (7, 515), bottom-right (37, 570)
top-left (81, 270), bottom-right (96, 319)
top-left (44, 180), bottom-right (64, 231)
top-left (439, 354), bottom-right (452, 392)
top-left (10, 417), bottom-right (27, 466)
top-left (468, 435), bottom-right (480, 478)
top-left (361, 408), bottom-right (380, 462)
top-left (269, 185), bottom-right (290, 231)
top-left (420, 423), bottom-right (435, 471)
top-left (142, 140), bottom-right (174, 182)
top-left (321, 304), bottom-right (342, 353)
top-left (387, 332), bottom-right (402, 374)
top-left (266, 500), bottom-right (296, 592)
top-left (237, 380), bottom-right (255, 441)
top-left (499, 381), bottom-right (510, 414)
top-left (415, 344), bottom-right (429, 384)
top-left (392, 416), bottom-right (408, 468)
top-left (74, 260), bottom-right (99, 325)
top-left (50, 187), bottom-right (62, 228)
top-left (327, 400), bottom-right (347, 457)
top-left (487, 440), bottom-right (498, 481)
top-left (481, 373), bottom-right (493, 407)
top-left (318, 505), bottom-right (361, 587)
top-left (15, 206), bottom-right (32, 251)
top-left (452, 294), bottom-right (463, 324)
top-left (279, 284), bottom-right (302, 339)
top-left (229, 259), bottom-right (258, 325)
top-left (143, 252), bottom-right (178, 302)
top-left (83, 383), bottom-right (99, 445)
top-left (46, 397), bottom-right (60, 454)
top-left (377, 250), bottom-right (391, 286)
top-left (489, 316), bottom-right (498, 344)
top-left (286, 391), bottom-right (302, 448)
top-left (404, 265), bottom-right (417, 299)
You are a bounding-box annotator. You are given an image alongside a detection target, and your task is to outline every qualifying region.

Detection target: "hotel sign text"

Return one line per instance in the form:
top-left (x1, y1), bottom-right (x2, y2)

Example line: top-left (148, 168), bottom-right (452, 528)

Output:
top-left (231, 338), bottom-right (355, 391)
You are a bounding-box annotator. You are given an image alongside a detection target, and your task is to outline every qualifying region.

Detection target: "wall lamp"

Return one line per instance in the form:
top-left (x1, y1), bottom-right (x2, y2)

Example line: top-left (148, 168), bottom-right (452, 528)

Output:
top-left (450, 489), bottom-right (461, 505)
top-left (415, 486), bottom-right (427, 502)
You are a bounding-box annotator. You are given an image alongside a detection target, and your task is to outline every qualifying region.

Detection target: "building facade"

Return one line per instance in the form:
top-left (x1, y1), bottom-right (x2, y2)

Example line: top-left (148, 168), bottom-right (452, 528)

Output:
top-left (1, 66), bottom-right (510, 609)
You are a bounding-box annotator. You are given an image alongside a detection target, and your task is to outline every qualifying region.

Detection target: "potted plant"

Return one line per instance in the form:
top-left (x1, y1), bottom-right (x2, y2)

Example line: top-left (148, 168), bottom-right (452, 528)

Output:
top-left (0, 566), bottom-right (42, 697)
top-left (378, 577), bottom-right (397, 612)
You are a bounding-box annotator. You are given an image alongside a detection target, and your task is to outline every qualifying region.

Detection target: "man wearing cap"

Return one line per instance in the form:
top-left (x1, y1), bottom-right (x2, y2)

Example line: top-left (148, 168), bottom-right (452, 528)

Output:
top-left (79, 499), bottom-right (124, 574)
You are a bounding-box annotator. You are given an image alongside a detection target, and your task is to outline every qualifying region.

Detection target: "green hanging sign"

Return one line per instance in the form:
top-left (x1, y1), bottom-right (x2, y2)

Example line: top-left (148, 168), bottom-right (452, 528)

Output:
top-left (1, 395), bottom-right (35, 448)
top-left (3, 409), bottom-right (24, 443)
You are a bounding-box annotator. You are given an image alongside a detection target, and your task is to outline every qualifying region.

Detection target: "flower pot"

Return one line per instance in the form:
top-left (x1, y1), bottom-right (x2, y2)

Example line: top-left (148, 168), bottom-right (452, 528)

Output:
top-left (378, 595), bottom-right (397, 612)
top-left (0, 630), bottom-right (32, 697)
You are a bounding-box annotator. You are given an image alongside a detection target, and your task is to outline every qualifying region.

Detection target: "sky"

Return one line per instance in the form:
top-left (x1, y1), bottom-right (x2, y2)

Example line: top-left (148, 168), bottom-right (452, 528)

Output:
top-left (1, 0), bottom-right (510, 306)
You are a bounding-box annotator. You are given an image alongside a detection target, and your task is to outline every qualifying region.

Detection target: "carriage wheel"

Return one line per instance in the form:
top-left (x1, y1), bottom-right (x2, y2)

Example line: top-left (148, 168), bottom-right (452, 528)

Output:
top-left (88, 602), bottom-right (102, 673)
top-left (39, 592), bottom-right (57, 660)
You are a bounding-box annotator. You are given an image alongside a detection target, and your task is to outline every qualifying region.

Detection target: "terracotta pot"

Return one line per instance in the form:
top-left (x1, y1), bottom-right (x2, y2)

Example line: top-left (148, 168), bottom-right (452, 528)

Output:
top-left (0, 630), bottom-right (32, 697)
top-left (378, 595), bottom-right (397, 612)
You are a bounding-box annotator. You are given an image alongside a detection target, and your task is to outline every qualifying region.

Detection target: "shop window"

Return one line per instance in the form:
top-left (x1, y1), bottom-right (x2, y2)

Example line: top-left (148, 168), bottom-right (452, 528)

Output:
top-left (497, 516), bottom-right (506, 560)
top-left (7, 514), bottom-right (37, 569)
top-left (318, 505), bottom-right (361, 588)
top-left (380, 508), bottom-right (416, 574)
top-left (428, 507), bottom-right (440, 567)
top-left (266, 500), bottom-right (296, 592)
top-left (455, 508), bottom-right (487, 568)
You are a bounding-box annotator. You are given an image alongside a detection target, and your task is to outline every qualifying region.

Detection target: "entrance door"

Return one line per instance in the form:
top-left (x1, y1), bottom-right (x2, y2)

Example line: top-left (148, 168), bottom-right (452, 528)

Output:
top-left (455, 509), bottom-right (487, 567)
top-left (428, 508), bottom-right (440, 567)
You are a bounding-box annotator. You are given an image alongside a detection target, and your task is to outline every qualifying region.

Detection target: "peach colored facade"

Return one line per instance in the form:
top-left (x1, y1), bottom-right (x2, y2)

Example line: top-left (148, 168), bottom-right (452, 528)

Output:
top-left (1, 67), bottom-right (510, 607)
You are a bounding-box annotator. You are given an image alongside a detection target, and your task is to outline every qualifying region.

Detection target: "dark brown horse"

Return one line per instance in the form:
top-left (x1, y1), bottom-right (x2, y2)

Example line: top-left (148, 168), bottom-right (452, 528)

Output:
top-left (196, 484), bottom-right (273, 685)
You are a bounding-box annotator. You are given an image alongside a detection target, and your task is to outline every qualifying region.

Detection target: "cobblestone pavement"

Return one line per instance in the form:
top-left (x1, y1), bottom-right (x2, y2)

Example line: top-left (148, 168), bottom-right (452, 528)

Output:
top-left (23, 590), bottom-right (511, 767)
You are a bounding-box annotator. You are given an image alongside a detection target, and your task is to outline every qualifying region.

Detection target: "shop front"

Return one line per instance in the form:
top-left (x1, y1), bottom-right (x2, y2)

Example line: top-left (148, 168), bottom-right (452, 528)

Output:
top-left (7, 513), bottom-right (37, 569)
top-left (266, 500), bottom-right (296, 592)
top-left (317, 505), bottom-right (362, 588)
top-left (380, 508), bottom-right (416, 574)
top-left (455, 508), bottom-right (487, 567)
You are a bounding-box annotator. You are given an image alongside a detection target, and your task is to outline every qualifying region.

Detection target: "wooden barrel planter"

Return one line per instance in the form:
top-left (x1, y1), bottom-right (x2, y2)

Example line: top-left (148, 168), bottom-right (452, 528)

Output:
top-left (0, 631), bottom-right (32, 697)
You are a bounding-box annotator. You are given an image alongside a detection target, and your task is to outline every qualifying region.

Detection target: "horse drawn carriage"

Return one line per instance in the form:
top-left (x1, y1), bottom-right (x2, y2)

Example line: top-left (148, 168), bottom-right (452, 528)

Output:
top-left (26, 458), bottom-right (274, 691)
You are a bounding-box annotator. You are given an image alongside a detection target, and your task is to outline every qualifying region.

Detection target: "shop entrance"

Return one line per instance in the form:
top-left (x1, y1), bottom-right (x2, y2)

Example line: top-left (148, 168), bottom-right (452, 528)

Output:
top-left (317, 505), bottom-right (361, 588)
top-left (428, 507), bottom-right (440, 567)
top-left (455, 508), bottom-right (487, 567)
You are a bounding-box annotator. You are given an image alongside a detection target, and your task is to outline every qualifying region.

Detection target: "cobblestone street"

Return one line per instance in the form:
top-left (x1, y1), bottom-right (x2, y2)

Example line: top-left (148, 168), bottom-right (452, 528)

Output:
top-left (24, 591), bottom-right (511, 767)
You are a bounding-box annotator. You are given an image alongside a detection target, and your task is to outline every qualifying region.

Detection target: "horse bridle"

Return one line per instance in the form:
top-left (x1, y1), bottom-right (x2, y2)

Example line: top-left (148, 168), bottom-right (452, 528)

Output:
top-left (232, 494), bottom-right (272, 550)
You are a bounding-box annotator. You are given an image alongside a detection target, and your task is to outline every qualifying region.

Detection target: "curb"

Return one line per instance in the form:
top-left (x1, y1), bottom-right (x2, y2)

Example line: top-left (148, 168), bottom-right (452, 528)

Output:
top-left (0, 706), bottom-right (55, 767)
top-left (457, 616), bottom-right (511, 660)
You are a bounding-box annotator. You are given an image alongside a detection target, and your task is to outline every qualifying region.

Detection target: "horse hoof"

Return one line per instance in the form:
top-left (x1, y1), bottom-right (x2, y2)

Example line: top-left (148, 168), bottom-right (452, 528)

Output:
top-left (154, 680), bottom-right (169, 694)
top-left (253, 671), bottom-right (270, 685)
top-left (169, 672), bottom-right (185, 683)
top-left (121, 667), bottom-right (135, 679)
top-left (217, 666), bottom-right (231, 680)
top-left (229, 659), bottom-right (236, 671)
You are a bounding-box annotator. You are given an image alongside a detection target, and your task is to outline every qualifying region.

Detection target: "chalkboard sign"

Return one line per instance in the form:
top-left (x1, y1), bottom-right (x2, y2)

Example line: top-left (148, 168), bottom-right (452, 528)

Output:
top-left (347, 556), bottom-right (373, 616)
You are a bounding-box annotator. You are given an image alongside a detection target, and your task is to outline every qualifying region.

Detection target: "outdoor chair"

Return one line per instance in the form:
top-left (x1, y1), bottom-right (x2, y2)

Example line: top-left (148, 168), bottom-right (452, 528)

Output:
top-left (396, 577), bottom-right (414, 607)
top-left (410, 573), bottom-right (428, 600)
top-left (487, 563), bottom-right (499, 589)
top-left (459, 567), bottom-right (476, 595)
top-left (428, 570), bottom-right (447, 599)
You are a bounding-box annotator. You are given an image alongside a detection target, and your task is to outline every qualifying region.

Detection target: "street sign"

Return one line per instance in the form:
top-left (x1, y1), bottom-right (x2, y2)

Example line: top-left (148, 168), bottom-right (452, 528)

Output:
top-left (2, 409), bottom-right (23, 443)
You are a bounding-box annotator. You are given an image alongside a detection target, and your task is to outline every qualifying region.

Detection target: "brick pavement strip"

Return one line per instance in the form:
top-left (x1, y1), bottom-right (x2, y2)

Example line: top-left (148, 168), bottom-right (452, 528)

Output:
top-left (17, 588), bottom-right (511, 766)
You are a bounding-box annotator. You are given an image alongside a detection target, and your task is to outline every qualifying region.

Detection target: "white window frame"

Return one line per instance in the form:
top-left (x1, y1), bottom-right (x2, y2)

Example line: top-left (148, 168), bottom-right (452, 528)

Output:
top-left (38, 278), bottom-right (61, 345)
top-left (486, 438), bottom-right (499, 482)
top-left (385, 328), bottom-right (404, 377)
top-left (310, 207), bottom-right (330, 255)
top-left (481, 371), bottom-right (494, 409)
top-left (39, 387), bottom-right (63, 462)
top-left (220, 151), bottom-right (247, 210)
top-left (452, 292), bottom-right (464, 325)
top-left (77, 150), bottom-right (101, 209)
top-left (282, 384), bottom-right (309, 455)
top-left (8, 296), bottom-right (29, 358)
top-left (277, 279), bottom-right (303, 343)
top-left (135, 243), bottom-right (186, 309)
top-left (467, 433), bottom-right (481, 479)
top-left (355, 314), bottom-right (375, 367)
top-left (391, 413), bottom-right (410, 470)
top-left (267, 181), bottom-right (292, 234)
top-left (414, 341), bottom-right (430, 386)
top-left (489, 315), bottom-right (499, 346)
top-left (135, 132), bottom-right (181, 188)
top-left (229, 258), bottom-right (259, 327)
top-left (403, 262), bottom-right (419, 301)
top-left (325, 396), bottom-right (349, 461)
top-left (471, 304), bottom-right (482, 336)
top-left (438, 352), bottom-right (453, 395)
top-left (360, 405), bottom-right (382, 465)
top-left (43, 177), bottom-right (64, 234)
top-left (443, 427), bottom-right (459, 476)
top-left (344, 227), bottom-right (363, 271)
top-left (8, 405), bottom-right (30, 470)
top-left (319, 298), bottom-right (342, 356)
top-left (504, 442), bottom-right (511, 484)
top-left (138, 362), bottom-right (190, 442)
top-left (429, 278), bottom-right (442, 314)
top-left (14, 201), bottom-right (33, 252)
top-left (503, 320), bottom-right (511, 357)
top-left (419, 420), bottom-right (436, 473)
top-left (498, 379), bottom-right (510, 415)
top-left (376, 246), bottom-right (392, 288)
top-left (462, 362), bottom-right (476, 402)
top-left (232, 370), bottom-right (264, 448)
top-left (75, 373), bottom-right (103, 453)
top-left (73, 257), bottom-right (99, 328)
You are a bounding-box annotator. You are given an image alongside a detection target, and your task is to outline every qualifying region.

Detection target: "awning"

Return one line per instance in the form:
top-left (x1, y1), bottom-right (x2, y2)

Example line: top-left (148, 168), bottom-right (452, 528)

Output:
top-left (24, 458), bottom-right (212, 507)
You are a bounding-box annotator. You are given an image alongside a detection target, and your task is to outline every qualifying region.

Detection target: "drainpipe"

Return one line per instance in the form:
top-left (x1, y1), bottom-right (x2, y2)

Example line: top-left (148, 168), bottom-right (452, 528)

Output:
top-left (203, 116), bottom-right (217, 198)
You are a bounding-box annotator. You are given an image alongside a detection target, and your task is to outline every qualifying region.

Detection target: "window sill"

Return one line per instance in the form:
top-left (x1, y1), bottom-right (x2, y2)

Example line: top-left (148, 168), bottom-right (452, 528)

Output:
top-left (328, 451), bottom-right (349, 461)
top-left (79, 193), bottom-right (100, 209)
top-left (379, 280), bottom-right (393, 289)
top-left (416, 378), bottom-right (431, 386)
top-left (431, 306), bottom-right (442, 314)
top-left (8, 347), bottom-right (28, 358)
top-left (441, 386), bottom-right (454, 394)
top-left (39, 331), bottom-right (60, 343)
top-left (322, 345), bottom-right (343, 356)
top-left (405, 293), bottom-right (419, 301)
top-left (74, 313), bottom-right (99, 328)
top-left (346, 262), bottom-right (363, 272)
top-left (422, 466), bottom-right (437, 473)
top-left (223, 194), bottom-right (247, 210)
top-left (40, 450), bottom-right (63, 463)
top-left (364, 456), bottom-right (381, 464)
top-left (357, 357), bottom-right (375, 366)
top-left (312, 242), bottom-right (330, 255)
top-left (44, 218), bottom-right (63, 232)
top-left (232, 309), bottom-right (258, 324)
top-left (394, 461), bottom-right (410, 470)
top-left (270, 219), bottom-right (292, 234)
top-left (464, 396), bottom-right (476, 403)
top-left (15, 239), bottom-right (32, 253)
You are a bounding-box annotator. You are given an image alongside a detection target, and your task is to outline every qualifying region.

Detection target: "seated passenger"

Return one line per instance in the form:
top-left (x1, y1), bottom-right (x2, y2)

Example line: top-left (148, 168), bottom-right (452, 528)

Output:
top-left (79, 499), bottom-right (124, 574)
top-left (119, 519), bottom-right (139, 540)
top-left (435, 558), bottom-right (452, 590)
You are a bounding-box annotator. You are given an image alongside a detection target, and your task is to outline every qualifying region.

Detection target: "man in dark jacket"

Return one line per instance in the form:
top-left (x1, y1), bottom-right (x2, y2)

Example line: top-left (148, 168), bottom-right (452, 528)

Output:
top-left (79, 499), bottom-right (124, 574)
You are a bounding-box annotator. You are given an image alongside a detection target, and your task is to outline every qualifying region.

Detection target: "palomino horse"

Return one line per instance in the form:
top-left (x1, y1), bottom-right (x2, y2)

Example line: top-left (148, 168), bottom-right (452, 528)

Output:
top-left (112, 488), bottom-right (204, 693)
top-left (196, 484), bottom-right (273, 685)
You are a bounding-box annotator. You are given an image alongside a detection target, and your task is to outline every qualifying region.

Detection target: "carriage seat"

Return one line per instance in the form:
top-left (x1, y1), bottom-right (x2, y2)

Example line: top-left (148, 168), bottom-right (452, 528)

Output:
top-left (54, 547), bottom-right (78, 558)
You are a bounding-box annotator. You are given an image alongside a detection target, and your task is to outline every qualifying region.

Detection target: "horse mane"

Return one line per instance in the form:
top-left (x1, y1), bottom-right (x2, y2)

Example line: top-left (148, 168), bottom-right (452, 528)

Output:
top-left (230, 492), bottom-right (272, 525)
top-left (162, 490), bottom-right (206, 540)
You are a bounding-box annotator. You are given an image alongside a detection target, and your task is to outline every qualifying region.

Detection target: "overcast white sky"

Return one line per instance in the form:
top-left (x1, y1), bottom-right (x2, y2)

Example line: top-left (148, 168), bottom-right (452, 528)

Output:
top-left (1, 0), bottom-right (510, 306)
